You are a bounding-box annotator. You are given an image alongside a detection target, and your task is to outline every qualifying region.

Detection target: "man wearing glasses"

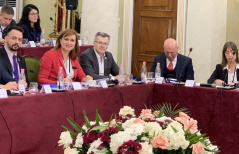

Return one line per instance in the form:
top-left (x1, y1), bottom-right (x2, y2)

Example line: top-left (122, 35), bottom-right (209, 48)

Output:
top-left (150, 38), bottom-right (194, 82)
top-left (0, 5), bottom-right (16, 44)
top-left (79, 32), bottom-right (119, 80)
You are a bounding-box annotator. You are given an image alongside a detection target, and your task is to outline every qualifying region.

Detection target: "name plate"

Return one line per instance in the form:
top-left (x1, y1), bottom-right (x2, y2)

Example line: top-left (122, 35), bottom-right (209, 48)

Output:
top-left (29, 41), bottom-right (36, 47)
top-left (185, 80), bottom-right (195, 87)
top-left (0, 89), bottom-right (8, 98)
top-left (100, 80), bottom-right (108, 88)
top-left (155, 77), bottom-right (165, 84)
top-left (40, 85), bottom-right (52, 93)
top-left (78, 40), bottom-right (82, 46)
top-left (72, 82), bottom-right (82, 90)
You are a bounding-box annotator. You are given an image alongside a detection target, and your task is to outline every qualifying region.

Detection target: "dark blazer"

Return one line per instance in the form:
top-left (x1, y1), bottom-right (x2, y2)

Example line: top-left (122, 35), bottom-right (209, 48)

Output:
top-left (19, 24), bottom-right (41, 42)
top-left (207, 64), bottom-right (239, 84)
top-left (1, 19), bottom-right (16, 39)
top-left (150, 53), bottom-right (194, 81)
top-left (79, 47), bottom-right (119, 79)
top-left (0, 47), bottom-right (29, 84)
top-left (0, 62), bottom-right (15, 84)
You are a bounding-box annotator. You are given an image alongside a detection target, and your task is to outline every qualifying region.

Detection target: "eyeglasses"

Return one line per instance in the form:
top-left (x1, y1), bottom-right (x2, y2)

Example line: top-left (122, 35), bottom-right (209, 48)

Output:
top-left (95, 41), bottom-right (109, 46)
top-left (29, 13), bottom-right (39, 16)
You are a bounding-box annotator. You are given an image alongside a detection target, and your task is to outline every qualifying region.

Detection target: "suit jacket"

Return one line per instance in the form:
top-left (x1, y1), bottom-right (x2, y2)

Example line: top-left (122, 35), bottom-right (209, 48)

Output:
top-left (150, 53), bottom-right (194, 81)
top-left (0, 62), bottom-right (15, 84)
top-left (19, 24), bottom-right (41, 42)
top-left (207, 64), bottom-right (239, 84)
top-left (1, 19), bottom-right (16, 39)
top-left (0, 47), bottom-right (29, 84)
top-left (79, 47), bottom-right (119, 79)
top-left (38, 48), bottom-right (86, 84)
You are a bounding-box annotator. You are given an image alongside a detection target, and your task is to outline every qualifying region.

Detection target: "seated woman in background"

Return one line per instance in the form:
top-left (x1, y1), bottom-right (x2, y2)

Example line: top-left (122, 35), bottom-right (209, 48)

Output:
top-left (208, 42), bottom-right (239, 86)
top-left (38, 29), bottom-right (92, 84)
top-left (18, 4), bottom-right (41, 42)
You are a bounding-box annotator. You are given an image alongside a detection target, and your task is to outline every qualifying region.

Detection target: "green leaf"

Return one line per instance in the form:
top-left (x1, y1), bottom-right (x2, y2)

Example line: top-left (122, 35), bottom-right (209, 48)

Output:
top-left (62, 125), bottom-right (77, 138)
top-left (170, 125), bottom-right (178, 133)
top-left (90, 125), bottom-right (109, 131)
top-left (83, 110), bottom-right (91, 128)
top-left (157, 105), bottom-right (165, 118)
top-left (95, 110), bottom-right (100, 125)
top-left (66, 118), bottom-right (84, 133)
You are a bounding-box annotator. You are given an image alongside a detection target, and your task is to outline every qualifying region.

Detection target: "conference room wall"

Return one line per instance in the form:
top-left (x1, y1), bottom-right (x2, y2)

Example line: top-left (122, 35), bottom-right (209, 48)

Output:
top-left (185, 0), bottom-right (227, 83)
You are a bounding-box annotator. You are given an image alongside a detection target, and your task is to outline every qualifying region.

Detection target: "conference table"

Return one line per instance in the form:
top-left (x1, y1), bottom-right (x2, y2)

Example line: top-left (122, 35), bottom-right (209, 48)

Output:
top-left (0, 83), bottom-right (238, 153)
top-left (17, 45), bottom-right (93, 58)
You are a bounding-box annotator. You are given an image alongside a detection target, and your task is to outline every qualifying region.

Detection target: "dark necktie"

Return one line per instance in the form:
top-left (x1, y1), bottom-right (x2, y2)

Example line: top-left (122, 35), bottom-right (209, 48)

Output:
top-left (168, 61), bottom-right (173, 71)
top-left (13, 55), bottom-right (19, 81)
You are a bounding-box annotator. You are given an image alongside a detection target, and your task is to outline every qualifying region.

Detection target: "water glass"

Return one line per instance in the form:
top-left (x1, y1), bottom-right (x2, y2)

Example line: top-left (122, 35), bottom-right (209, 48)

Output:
top-left (81, 78), bottom-right (89, 89)
top-left (29, 82), bottom-right (38, 94)
top-left (126, 74), bottom-right (133, 85)
top-left (21, 38), bottom-right (28, 47)
top-left (64, 78), bottom-right (72, 90)
top-left (236, 81), bottom-right (239, 91)
top-left (147, 72), bottom-right (154, 82)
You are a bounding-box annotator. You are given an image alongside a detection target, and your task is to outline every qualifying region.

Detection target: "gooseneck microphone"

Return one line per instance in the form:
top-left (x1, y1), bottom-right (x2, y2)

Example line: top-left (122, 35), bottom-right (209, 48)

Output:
top-left (177, 47), bottom-right (193, 82)
top-left (50, 17), bottom-right (56, 24)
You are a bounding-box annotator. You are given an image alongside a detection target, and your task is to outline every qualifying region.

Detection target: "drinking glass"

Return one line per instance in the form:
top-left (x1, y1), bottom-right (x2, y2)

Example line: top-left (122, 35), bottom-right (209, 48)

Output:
top-left (21, 38), bottom-right (28, 47)
top-left (126, 74), bottom-right (133, 85)
top-left (81, 78), bottom-right (89, 89)
top-left (147, 72), bottom-right (154, 82)
top-left (29, 82), bottom-right (38, 94)
top-left (64, 78), bottom-right (72, 90)
top-left (236, 81), bottom-right (239, 91)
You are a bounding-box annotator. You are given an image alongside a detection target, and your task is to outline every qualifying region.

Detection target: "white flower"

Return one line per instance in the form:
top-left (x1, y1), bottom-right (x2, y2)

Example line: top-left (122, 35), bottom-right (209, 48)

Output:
top-left (58, 131), bottom-right (73, 149)
top-left (64, 148), bottom-right (79, 154)
top-left (122, 118), bottom-right (135, 129)
top-left (162, 125), bottom-right (189, 150)
top-left (139, 142), bottom-right (153, 154)
top-left (119, 106), bottom-right (135, 116)
top-left (75, 133), bottom-right (83, 148)
top-left (110, 131), bottom-right (134, 153)
top-left (87, 138), bottom-right (105, 154)
top-left (156, 116), bottom-right (173, 122)
top-left (144, 122), bottom-right (162, 137)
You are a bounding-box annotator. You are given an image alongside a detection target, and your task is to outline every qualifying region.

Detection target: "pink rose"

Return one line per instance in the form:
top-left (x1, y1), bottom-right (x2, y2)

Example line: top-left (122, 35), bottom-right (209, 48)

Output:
top-left (134, 118), bottom-right (145, 125)
top-left (175, 117), bottom-right (188, 125)
top-left (139, 109), bottom-right (154, 120)
top-left (154, 110), bottom-right (160, 117)
top-left (151, 135), bottom-right (168, 149)
top-left (183, 118), bottom-right (198, 134)
top-left (192, 142), bottom-right (204, 154)
top-left (179, 112), bottom-right (190, 119)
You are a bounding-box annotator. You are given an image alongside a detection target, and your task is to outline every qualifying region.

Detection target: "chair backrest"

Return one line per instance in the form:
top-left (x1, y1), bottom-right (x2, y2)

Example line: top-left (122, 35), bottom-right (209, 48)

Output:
top-left (23, 56), bottom-right (41, 82)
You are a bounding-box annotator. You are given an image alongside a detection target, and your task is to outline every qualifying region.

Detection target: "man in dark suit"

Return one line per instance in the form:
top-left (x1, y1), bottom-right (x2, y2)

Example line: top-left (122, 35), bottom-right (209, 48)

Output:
top-left (0, 26), bottom-right (29, 85)
top-left (79, 32), bottom-right (120, 80)
top-left (0, 62), bottom-right (17, 90)
top-left (150, 38), bottom-right (194, 82)
top-left (0, 5), bottom-right (16, 44)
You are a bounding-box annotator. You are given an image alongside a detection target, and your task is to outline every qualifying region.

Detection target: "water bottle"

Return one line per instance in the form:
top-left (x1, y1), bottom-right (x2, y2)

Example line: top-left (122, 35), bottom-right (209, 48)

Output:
top-left (155, 62), bottom-right (161, 79)
top-left (82, 29), bottom-right (88, 45)
top-left (118, 64), bottom-right (125, 85)
top-left (18, 69), bottom-right (26, 94)
top-left (57, 67), bottom-right (64, 89)
top-left (40, 28), bottom-right (46, 46)
top-left (141, 61), bottom-right (147, 82)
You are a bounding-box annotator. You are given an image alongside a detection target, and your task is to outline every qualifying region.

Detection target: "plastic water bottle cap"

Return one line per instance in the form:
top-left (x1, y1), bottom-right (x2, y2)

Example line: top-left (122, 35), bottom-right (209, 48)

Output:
top-left (121, 64), bottom-right (123, 66)
top-left (21, 68), bottom-right (25, 72)
top-left (157, 62), bottom-right (160, 65)
top-left (143, 61), bottom-right (146, 64)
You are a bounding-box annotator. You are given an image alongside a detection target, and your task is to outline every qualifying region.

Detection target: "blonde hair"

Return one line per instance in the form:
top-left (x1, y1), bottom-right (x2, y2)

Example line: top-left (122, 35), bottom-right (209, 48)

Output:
top-left (52, 29), bottom-right (79, 60)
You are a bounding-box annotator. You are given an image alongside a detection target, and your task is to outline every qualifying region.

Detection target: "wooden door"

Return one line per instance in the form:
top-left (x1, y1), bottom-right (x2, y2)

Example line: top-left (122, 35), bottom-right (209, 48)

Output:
top-left (131, 0), bottom-right (178, 77)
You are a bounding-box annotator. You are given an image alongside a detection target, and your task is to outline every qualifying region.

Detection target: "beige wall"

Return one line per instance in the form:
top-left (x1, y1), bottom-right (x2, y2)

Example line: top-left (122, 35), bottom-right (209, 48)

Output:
top-left (185, 0), bottom-right (227, 83)
top-left (81, 0), bottom-right (119, 61)
top-left (227, 0), bottom-right (239, 46)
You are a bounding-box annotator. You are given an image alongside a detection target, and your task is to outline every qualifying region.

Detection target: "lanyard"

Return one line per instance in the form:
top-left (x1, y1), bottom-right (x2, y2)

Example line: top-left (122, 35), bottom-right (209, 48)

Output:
top-left (63, 57), bottom-right (71, 73)
top-left (232, 66), bottom-right (236, 83)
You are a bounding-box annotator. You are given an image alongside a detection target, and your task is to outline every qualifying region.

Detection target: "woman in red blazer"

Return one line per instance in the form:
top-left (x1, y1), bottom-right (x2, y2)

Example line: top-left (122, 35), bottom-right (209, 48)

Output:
top-left (38, 29), bottom-right (92, 84)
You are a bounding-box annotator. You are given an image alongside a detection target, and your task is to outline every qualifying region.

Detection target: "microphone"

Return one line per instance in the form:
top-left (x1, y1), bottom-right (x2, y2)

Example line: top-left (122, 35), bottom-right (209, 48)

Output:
top-left (72, 66), bottom-right (78, 70)
top-left (131, 59), bottom-right (141, 81)
top-left (50, 17), bottom-right (56, 24)
top-left (177, 47), bottom-right (193, 82)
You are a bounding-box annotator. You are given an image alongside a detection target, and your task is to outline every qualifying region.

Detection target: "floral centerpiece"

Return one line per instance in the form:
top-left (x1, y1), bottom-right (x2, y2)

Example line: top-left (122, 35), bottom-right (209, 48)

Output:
top-left (58, 104), bottom-right (219, 154)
